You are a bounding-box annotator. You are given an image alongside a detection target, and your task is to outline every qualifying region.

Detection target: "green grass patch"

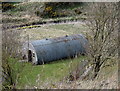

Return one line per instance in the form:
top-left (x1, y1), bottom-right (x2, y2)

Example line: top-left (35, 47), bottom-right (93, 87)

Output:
top-left (9, 56), bottom-right (85, 89)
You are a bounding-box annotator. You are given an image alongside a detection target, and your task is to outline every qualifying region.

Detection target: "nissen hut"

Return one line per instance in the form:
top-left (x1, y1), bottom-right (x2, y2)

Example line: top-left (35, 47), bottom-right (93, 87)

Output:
top-left (22, 34), bottom-right (88, 65)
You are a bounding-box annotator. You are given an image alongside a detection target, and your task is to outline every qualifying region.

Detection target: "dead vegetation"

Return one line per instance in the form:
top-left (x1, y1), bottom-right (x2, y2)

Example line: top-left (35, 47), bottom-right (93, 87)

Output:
top-left (1, 2), bottom-right (119, 89)
top-left (84, 2), bottom-right (119, 79)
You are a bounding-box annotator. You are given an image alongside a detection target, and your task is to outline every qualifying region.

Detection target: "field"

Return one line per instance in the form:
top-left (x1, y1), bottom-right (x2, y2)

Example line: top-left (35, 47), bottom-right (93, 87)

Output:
top-left (10, 55), bottom-right (86, 89)
top-left (2, 2), bottom-right (118, 89)
top-left (13, 21), bottom-right (87, 89)
top-left (12, 22), bottom-right (117, 89)
top-left (2, 2), bottom-right (90, 89)
top-left (9, 57), bottom-right (118, 89)
top-left (20, 21), bottom-right (88, 41)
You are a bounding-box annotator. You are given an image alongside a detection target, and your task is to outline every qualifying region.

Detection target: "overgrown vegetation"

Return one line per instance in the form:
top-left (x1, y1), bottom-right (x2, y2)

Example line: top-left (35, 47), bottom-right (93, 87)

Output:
top-left (2, 2), bottom-right (86, 30)
top-left (2, 28), bottom-right (22, 90)
top-left (37, 2), bottom-right (84, 18)
top-left (13, 56), bottom-right (85, 89)
top-left (2, 58), bottom-right (25, 90)
top-left (85, 2), bottom-right (119, 79)
top-left (2, 2), bottom-right (119, 89)
top-left (2, 2), bottom-right (87, 88)
top-left (2, 2), bottom-right (17, 12)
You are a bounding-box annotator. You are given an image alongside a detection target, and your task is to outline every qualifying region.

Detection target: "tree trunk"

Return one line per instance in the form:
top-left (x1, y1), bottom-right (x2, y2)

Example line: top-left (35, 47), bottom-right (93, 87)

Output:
top-left (93, 61), bottom-right (101, 79)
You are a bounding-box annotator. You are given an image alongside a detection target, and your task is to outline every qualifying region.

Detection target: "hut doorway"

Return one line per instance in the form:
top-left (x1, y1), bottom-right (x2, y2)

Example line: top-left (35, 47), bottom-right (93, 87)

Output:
top-left (28, 50), bottom-right (32, 62)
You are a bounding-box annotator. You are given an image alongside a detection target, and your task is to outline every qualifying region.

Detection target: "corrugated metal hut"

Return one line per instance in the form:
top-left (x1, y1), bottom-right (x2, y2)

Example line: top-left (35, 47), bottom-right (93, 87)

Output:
top-left (22, 34), bottom-right (88, 64)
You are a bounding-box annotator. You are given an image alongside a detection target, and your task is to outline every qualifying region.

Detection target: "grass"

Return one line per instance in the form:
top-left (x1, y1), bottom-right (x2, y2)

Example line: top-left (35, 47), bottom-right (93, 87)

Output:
top-left (3, 2), bottom-right (118, 89)
top-left (9, 56), bottom-right (86, 89)
top-left (21, 22), bottom-right (88, 41)
top-left (97, 58), bottom-right (118, 80)
top-left (48, 23), bottom-right (87, 33)
top-left (2, 18), bottom-right (27, 23)
top-left (9, 57), bottom-right (117, 89)
top-left (3, 2), bottom-right (87, 28)
top-left (15, 20), bottom-right (88, 89)
top-left (5, 2), bottom-right (44, 15)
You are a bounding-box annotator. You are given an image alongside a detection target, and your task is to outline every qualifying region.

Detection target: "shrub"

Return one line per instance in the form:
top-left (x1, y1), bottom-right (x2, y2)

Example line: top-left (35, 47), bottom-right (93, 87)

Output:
top-left (2, 2), bottom-right (16, 12)
top-left (74, 8), bottom-right (82, 14)
top-left (35, 10), bottom-right (41, 16)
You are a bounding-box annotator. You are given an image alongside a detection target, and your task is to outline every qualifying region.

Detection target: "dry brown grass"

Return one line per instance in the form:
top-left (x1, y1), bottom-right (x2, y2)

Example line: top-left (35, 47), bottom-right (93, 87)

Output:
top-left (20, 21), bottom-right (88, 41)
top-left (24, 70), bottom-right (118, 89)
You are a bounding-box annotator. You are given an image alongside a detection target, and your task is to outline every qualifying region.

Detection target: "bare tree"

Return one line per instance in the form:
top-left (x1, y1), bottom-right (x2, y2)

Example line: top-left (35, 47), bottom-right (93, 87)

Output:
top-left (2, 28), bottom-right (23, 89)
top-left (85, 2), bottom-right (119, 79)
top-left (2, 28), bottom-right (22, 58)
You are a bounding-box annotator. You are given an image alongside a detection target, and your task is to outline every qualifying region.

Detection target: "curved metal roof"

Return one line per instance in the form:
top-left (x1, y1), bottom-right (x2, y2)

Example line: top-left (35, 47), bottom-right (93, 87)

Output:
top-left (28, 34), bottom-right (88, 64)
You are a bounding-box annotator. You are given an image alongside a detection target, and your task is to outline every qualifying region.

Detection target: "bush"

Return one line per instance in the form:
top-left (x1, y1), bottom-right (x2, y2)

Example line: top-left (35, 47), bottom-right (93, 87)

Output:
top-left (40, 2), bottom-right (83, 18)
top-left (2, 2), bottom-right (16, 12)
top-left (74, 8), bottom-right (82, 14)
top-left (2, 28), bottom-right (23, 89)
top-left (35, 10), bottom-right (41, 16)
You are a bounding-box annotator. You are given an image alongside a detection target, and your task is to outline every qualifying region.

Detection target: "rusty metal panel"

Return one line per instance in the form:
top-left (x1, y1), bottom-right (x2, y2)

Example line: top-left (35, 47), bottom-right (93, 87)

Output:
top-left (30, 34), bottom-right (88, 64)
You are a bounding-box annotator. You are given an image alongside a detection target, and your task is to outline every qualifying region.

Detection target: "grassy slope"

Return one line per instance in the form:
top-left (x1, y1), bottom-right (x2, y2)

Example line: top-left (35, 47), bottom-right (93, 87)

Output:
top-left (9, 57), bottom-right (117, 89)
top-left (2, 2), bottom-right (44, 27)
top-left (2, 2), bottom-right (86, 29)
top-left (9, 56), bottom-right (86, 89)
top-left (6, 6), bottom-right (88, 87)
top-left (19, 23), bottom-right (118, 89)
top-left (21, 22), bottom-right (88, 41)
top-left (4, 2), bottom-right (118, 89)
top-left (11, 19), bottom-right (88, 89)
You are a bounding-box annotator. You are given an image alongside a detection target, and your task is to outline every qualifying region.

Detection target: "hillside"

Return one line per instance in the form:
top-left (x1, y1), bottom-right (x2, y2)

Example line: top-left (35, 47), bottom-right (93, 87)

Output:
top-left (2, 2), bottom-right (86, 30)
top-left (2, 2), bottom-right (118, 89)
